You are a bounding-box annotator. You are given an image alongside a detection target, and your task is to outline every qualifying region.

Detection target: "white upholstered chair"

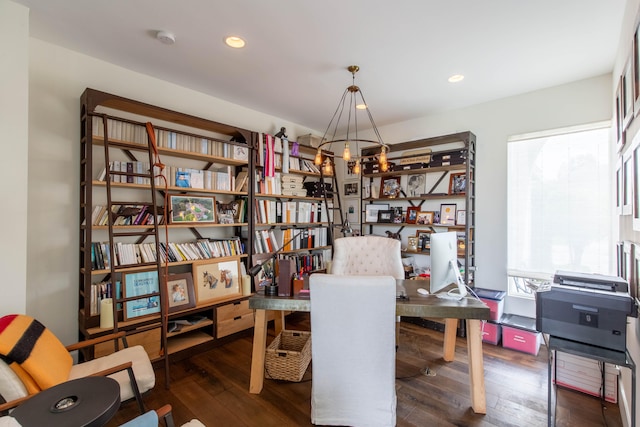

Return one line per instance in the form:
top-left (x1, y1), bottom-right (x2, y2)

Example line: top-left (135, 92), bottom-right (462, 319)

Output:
top-left (330, 236), bottom-right (404, 279)
top-left (309, 274), bottom-right (397, 427)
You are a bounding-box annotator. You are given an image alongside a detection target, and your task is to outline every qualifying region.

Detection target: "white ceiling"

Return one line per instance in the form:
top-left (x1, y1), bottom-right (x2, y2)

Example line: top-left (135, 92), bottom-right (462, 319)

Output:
top-left (13, 0), bottom-right (627, 135)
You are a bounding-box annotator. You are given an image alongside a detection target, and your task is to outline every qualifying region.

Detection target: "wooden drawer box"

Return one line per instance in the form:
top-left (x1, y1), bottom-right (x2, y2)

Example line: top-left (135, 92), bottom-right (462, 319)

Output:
top-left (94, 327), bottom-right (161, 361)
top-left (217, 299), bottom-right (252, 322)
top-left (217, 312), bottom-right (254, 338)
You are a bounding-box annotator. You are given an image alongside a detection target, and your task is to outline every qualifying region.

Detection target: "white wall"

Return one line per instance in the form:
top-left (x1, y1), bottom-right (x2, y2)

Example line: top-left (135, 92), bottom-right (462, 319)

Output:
top-left (0, 0), bottom-right (29, 315)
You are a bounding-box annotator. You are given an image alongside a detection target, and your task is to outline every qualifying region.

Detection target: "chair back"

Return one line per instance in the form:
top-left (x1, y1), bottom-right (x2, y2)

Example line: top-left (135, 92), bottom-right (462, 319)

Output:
top-left (331, 236), bottom-right (404, 279)
top-left (309, 274), bottom-right (397, 427)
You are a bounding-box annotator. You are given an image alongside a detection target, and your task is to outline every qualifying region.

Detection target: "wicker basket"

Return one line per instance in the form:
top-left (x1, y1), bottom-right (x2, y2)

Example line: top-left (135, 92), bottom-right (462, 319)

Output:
top-left (265, 330), bottom-right (312, 382)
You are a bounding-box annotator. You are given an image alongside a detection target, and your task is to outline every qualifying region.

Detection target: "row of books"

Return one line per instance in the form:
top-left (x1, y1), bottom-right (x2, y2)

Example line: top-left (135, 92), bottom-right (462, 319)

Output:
top-left (253, 227), bottom-right (329, 254)
top-left (254, 199), bottom-right (326, 224)
top-left (91, 237), bottom-right (245, 270)
top-left (89, 280), bottom-right (120, 316)
top-left (279, 251), bottom-right (328, 276)
top-left (92, 116), bottom-right (249, 160)
top-left (91, 204), bottom-right (163, 227)
top-left (256, 134), bottom-right (321, 173)
top-left (97, 162), bottom-right (237, 192)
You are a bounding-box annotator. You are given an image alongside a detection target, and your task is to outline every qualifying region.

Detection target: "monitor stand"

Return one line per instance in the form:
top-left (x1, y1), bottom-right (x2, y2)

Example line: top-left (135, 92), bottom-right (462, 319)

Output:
top-left (436, 260), bottom-right (468, 300)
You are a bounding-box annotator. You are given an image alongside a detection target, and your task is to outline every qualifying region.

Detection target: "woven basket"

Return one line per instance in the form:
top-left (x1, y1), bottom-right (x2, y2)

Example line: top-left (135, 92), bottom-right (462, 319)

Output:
top-left (265, 330), bottom-right (312, 382)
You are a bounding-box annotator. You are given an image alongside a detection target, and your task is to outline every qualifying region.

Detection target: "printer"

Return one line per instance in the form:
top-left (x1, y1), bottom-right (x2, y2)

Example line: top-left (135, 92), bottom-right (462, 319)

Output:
top-left (536, 271), bottom-right (638, 352)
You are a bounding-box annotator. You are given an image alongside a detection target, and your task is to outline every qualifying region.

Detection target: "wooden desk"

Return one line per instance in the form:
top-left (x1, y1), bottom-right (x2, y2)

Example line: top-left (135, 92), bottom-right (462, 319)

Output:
top-left (248, 279), bottom-right (491, 414)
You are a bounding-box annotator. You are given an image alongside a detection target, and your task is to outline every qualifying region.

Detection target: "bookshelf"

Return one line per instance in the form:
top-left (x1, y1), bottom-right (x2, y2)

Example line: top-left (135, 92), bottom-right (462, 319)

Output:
top-left (79, 89), bottom-right (259, 373)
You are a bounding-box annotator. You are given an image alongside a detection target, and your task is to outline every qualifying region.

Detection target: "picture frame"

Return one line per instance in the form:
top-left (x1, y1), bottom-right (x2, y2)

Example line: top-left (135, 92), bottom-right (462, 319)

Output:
top-left (165, 273), bottom-right (196, 313)
top-left (406, 206), bottom-right (420, 224)
top-left (416, 211), bottom-right (434, 225)
top-left (622, 51), bottom-right (634, 130)
top-left (623, 151), bottom-right (633, 216)
top-left (448, 172), bottom-right (467, 195)
top-left (364, 203), bottom-right (389, 223)
top-left (344, 181), bottom-right (360, 198)
top-left (616, 77), bottom-right (626, 151)
top-left (377, 210), bottom-right (394, 223)
top-left (345, 159), bottom-right (359, 177)
top-left (439, 203), bottom-right (457, 225)
top-left (380, 176), bottom-right (402, 198)
top-left (169, 195), bottom-right (216, 224)
top-left (416, 229), bottom-right (432, 251)
top-left (123, 270), bottom-right (161, 320)
top-left (407, 236), bottom-right (418, 252)
top-left (193, 258), bottom-right (242, 303)
top-left (390, 206), bottom-right (403, 223)
top-left (406, 174), bottom-right (426, 197)
top-left (344, 199), bottom-right (359, 222)
top-left (216, 200), bottom-right (235, 224)
top-left (456, 232), bottom-right (466, 256)
top-left (456, 210), bottom-right (467, 226)
top-left (635, 23), bottom-right (640, 115)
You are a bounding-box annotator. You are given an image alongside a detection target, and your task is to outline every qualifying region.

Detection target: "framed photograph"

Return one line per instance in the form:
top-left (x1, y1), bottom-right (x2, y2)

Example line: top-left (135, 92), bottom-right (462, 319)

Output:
top-left (123, 270), bottom-right (161, 320)
top-left (448, 172), bottom-right (467, 195)
top-left (344, 199), bottom-right (359, 222)
top-left (623, 151), bottom-right (633, 216)
top-left (216, 200), bottom-right (235, 224)
top-left (456, 210), bottom-right (467, 226)
top-left (439, 204), bottom-right (457, 225)
top-left (169, 195), bottom-right (216, 224)
top-left (193, 258), bottom-right (242, 303)
top-left (380, 176), bottom-right (402, 198)
top-left (377, 210), bottom-right (394, 223)
top-left (635, 23), bottom-right (640, 115)
top-left (616, 77), bottom-right (626, 151)
top-left (364, 203), bottom-right (389, 223)
top-left (406, 174), bottom-right (426, 197)
top-left (622, 52), bottom-right (634, 129)
top-left (407, 236), bottom-right (418, 252)
top-left (406, 206), bottom-right (420, 224)
top-left (415, 211), bottom-right (434, 225)
top-left (416, 229), bottom-right (432, 251)
top-left (166, 273), bottom-right (196, 313)
top-left (345, 159), bottom-right (359, 177)
top-left (456, 232), bottom-right (466, 256)
top-left (344, 181), bottom-right (360, 198)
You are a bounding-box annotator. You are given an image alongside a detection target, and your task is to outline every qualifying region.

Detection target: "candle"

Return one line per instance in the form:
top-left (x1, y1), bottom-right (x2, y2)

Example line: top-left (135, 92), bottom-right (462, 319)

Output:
top-left (100, 298), bottom-right (114, 329)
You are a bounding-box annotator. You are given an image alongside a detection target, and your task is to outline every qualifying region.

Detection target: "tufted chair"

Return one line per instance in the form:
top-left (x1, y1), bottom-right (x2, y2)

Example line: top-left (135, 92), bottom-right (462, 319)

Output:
top-left (330, 236), bottom-right (404, 279)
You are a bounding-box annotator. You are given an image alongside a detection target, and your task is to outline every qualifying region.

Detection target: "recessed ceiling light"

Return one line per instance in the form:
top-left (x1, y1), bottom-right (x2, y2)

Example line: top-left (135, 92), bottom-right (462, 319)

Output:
top-left (224, 36), bottom-right (246, 48)
top-left (356, 104), bottom-right (367, 110)
top-left (448, 74), bottom-right (464, 83)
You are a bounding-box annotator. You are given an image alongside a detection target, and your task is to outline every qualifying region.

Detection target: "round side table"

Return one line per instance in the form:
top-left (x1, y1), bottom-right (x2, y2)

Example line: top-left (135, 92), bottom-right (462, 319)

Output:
top-left (12, 376), bottom-right (120, 427)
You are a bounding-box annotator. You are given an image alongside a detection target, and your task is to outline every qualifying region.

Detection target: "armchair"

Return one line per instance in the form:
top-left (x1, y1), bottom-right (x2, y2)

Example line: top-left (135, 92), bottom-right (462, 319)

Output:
top-left (0, 314), bottom-right (154, 414)
top-left (330, 236), bottom-right (404, 279)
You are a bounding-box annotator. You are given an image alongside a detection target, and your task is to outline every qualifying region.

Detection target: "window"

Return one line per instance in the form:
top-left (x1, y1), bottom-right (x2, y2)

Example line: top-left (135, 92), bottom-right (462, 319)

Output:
top-left (507, 123), bottom-right (611, 297)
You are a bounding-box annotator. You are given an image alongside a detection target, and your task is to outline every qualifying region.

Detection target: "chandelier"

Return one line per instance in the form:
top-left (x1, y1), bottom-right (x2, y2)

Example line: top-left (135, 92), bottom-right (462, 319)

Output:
top-left (314, 65), bottom-right (389, 174)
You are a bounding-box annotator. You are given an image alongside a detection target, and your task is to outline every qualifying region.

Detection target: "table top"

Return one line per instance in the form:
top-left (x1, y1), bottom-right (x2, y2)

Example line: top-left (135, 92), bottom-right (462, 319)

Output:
top-left (249, 279), bottom-right (490, 320)
top-left (12, 376), bottom-right (120, 427)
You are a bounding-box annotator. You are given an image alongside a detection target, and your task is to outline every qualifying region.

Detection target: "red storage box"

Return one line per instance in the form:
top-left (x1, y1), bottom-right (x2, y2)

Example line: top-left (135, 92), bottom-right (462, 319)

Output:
top-left (482, 321), bottom-right (501, 345)
top-left (501, 314), bottom-right (542, 356)
top-left (474, 288), bottom-right (505, 322)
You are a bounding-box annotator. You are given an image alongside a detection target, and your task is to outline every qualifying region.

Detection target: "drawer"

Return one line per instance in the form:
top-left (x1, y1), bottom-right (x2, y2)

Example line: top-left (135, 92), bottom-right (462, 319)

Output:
top-left (216, 299), bottom-right (251, 322)
top-left (94, 327), bottom-right (161, 361)
top-left (217, 312), bottom-right (254, 338)
top-left (502, 325), bottom-right (541, 355)
top-left (482, 321), bottom-right (501, 345)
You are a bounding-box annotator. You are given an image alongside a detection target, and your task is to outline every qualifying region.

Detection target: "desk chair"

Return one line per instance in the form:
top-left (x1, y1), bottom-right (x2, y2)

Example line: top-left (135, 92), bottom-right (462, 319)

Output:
top-left (330, 236), bottom-right (405, 279)
top-left (0, 314), bottom-right (155, 414)
top-left (310, 274), bottom-right (397, 427)
top-left (119, 404), bottom-right (205, 427)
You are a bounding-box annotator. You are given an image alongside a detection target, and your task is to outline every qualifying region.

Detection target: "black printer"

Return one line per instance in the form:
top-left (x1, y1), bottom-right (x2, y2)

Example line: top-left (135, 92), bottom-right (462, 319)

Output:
top-left (536, 271), bottom-right (638, 352)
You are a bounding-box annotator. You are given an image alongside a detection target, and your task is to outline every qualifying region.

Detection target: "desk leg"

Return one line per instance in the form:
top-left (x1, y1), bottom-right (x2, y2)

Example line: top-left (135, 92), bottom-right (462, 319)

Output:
top-left (443, 318), bottom-right (458, 362)
top-left (249, 309), bottom-right (268, 394)
top-left (466, 319), bottom-right (486, 414)
top-left (274, 310), bottom-right (285, 335)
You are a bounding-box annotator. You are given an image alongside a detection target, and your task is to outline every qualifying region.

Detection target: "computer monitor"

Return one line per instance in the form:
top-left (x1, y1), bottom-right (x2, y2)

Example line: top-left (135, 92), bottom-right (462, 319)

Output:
top-left (430, 231), bottom-right (468, 298)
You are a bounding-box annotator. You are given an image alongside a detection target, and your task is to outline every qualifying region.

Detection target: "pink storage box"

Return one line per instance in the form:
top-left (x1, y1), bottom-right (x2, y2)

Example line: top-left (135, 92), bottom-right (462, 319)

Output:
top-left (501, 314), bottom-right (542, 356)
top-left (482, 321), bottom-right (501, 345)
top-left (474, 288), bottom-right (505, 322)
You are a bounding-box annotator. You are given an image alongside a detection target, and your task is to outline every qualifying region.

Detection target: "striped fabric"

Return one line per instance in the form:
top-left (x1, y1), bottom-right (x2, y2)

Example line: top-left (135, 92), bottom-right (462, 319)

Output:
top-left (0, 315), bottom-right (72, 393)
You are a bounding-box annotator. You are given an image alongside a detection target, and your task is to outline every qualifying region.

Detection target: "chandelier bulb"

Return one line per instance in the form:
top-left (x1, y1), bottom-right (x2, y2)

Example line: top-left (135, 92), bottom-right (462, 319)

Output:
top-left (379, 146), bottom-right (387, 164)
top-left (314, 149), bottom-right (323, 166)
top-left (381, 161), bottom-right (388, 172)
top-left (324, 159), bottom-right (332, 175)
top-left (353, 161), bottom-right (361, 174)
top-left (343, 142), bottom-right (351, 161)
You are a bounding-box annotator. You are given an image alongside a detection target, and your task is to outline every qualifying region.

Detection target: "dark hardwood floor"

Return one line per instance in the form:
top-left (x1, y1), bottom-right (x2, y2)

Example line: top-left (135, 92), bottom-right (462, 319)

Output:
top-left (107, 313), bottom-right (623, 427)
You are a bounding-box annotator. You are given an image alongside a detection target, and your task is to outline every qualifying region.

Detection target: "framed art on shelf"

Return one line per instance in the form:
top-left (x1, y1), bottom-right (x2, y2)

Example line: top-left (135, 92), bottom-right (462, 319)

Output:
top-left (166, 273), bottom-right (196, 313)
top-left (415, 211), bottom-right (434, 225)
top-left (448, 172), bottom-right (467, 195)
top-left (416, 229), bottom-right (432, 251)
top-left (170, 195), bottom-right (216, 224)
top-left (123, 270), bottom-right (161, 320)
top-left (377, 210), bottom-right (394, 223)
top-left (406, 206), bottom-right (420, 224)
top-left (407, 236), bottom-right (418, 252)
top-left (380, 176), bottom-right (402, 198)
top-left (193, 258), bottom-right (242, 303)
top-left (406, 174), bottom-right (426, 197)
top-left (456, 210), bottom-right (467, 226)
top-left (440, 204), bottom-right (457, 225)
top-left (364, 203), bottom-right (389, 223)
